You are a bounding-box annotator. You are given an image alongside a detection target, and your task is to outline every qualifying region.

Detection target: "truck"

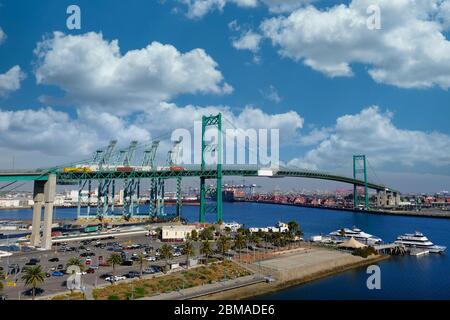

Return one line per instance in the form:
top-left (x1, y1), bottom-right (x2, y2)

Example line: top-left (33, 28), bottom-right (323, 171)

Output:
top-left (84, 225), bottom-right (99, 233)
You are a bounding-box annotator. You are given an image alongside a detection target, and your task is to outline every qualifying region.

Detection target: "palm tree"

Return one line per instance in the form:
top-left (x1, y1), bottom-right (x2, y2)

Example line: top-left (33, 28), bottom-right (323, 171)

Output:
top-left (200, 241), bottom-right (213, 265)
top-left (190, 229), bottom-right (199, 241)
top-left (67, 257), bottom-right (85, 271)
top-left (217, 235), bottom-right (230, 260)
top-left (160, 244), bottom-right (173, 272)
top-left (182, 241), bottom-right (195, 268)
top-left (21, 265), bottom-right (45, 300)
top-left (234, 234), bottom-right (246, 260)
top-left (200, 227), bottom-right (214, 240)
top-left (136, 254), bottom-right (146, 278)
top-left (107, 253), bottom-right (123, 283)
top-left (249, 233), bottom-right (260, 247)
top-left (0, 269), bottom-right (4, 293)
top-left (155, 227), bottom-right (162, 239)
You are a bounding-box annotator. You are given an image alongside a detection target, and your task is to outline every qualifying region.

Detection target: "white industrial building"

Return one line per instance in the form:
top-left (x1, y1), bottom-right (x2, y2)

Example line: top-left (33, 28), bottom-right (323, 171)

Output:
top-left (161, 225), bottom-right (197, 242)
top-left (249, 221), bottom-right (289, 234)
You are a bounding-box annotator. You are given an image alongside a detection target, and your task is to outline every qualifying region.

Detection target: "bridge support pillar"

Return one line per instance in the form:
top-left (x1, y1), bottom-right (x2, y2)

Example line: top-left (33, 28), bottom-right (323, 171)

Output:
top-left (30, 180), bottom-right (45, 247)
top-left (41, 174), bottom-right (56, 250)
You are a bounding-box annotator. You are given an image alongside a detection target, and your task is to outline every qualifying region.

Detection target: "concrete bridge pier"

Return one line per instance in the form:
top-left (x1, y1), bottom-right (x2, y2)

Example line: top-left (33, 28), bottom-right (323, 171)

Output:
top-left (30, 181), bottom-right (45, 247)
top-left (41, 174), bottom-right (56, 250)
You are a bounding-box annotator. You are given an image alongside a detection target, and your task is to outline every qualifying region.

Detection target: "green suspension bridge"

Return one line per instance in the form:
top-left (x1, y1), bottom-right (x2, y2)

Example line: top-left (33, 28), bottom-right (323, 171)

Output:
top-left (0, 113), bottom-right (399, 250)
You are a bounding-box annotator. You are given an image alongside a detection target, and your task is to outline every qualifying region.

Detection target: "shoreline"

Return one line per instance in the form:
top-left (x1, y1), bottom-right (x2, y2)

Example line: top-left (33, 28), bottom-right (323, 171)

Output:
top-left (239, 200), bottom-right (450, 219)
top-left (193, 252), bottom-right (389, 300)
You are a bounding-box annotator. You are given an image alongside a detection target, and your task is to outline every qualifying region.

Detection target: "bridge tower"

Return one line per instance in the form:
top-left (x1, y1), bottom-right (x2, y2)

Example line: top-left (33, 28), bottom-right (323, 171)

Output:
top-left (353, 155), bottom-right (369, 210)
top-left (199, 113), bottom-right (223, 223)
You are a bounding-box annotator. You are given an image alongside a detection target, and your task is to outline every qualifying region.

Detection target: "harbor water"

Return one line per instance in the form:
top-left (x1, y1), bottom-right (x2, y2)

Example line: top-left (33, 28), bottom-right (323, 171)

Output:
top-left (1, 202), bottom-right (450, 299)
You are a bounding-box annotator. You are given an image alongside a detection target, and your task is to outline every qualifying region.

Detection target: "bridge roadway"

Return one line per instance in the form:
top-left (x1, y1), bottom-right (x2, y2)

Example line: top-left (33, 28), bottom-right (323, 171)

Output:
top-left (0, 166), bottom-right (392, 192)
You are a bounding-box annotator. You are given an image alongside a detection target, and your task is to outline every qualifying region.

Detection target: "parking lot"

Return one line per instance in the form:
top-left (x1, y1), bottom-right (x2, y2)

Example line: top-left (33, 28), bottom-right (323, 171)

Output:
top-left (0, 234), bottom-right (194, 299)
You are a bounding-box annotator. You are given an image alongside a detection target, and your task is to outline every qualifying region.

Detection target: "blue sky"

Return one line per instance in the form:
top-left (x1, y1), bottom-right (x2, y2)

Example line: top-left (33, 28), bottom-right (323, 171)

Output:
top-left (1, 0), bottom-right (450, 192)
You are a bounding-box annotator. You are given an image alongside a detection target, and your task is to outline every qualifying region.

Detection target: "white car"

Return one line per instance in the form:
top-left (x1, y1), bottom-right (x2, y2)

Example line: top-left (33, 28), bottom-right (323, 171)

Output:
top-left (145, 256), bottom-right (156, 262)
top-left (173, 252), bottom-right (182, 257)
top-left (105, 275), bottom-right (126, 282)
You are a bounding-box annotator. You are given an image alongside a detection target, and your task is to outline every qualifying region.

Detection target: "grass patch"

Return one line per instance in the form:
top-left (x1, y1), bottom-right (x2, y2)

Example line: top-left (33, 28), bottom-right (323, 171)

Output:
top-left (52, 291), bottom-right (85, 300)
top-left (93, 261), bottom-right (251, 300)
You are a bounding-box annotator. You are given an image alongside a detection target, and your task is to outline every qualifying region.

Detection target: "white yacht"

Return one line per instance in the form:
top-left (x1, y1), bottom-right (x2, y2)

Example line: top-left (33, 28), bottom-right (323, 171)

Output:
top-left (329, 227), bottom-right (383, 245)
top-left (395, 232), bottom-right (446, 253)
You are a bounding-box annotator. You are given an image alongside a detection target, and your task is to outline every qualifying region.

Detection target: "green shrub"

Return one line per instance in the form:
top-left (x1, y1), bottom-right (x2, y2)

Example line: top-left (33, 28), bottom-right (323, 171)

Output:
top-left (352, 246), bottom-right (377, 258)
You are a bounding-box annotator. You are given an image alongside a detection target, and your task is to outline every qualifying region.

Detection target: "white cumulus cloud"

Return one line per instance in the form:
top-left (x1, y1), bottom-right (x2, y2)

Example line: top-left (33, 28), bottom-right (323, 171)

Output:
top-left (0, 103), bottom-right (304, 167)
top-left (178, 0), bottom-right (308, 18)
top-left (261, 0), bottom-right (314, 13)
top-left (0, 66), bottom-right (26, 97)
top-left (34, 32), bottom-right (232, 114)
top-left (261, 0), bottom-right (450, 89)
top-left (232, 30), bottom-right (263, 53)
top-left (289, 106), bottom-right (450, 171)
top-left (180, 0), bottom-right (257, 19)
top-left (0, 27), bottom-right (5, 45)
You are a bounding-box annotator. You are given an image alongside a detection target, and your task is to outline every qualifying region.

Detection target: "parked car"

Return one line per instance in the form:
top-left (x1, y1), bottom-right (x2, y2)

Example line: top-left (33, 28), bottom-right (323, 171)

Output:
top-left (57, 264), bottom-right (64, 270)
top-left (48, 257), bottom-right (59, 262)
top-left (143, 267), bottom-right (156, 274)
top-left (22, 288), bottom-right (44, 296)
top-left (86, 268), bottom-right (95, 274)
top-left (124, 271), bottom-right (140, 278)
top-left (121, 260), bottom-right (133, 266)
top-left (52, 271), bottom-right (64, 277)
top-left (151, 266), bottom-right (162, 273)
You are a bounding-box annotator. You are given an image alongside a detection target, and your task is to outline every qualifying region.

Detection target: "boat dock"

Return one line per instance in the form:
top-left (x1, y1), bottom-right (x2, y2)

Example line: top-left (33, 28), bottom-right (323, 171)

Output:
top-left (373, 243), bottom-right (405, 255)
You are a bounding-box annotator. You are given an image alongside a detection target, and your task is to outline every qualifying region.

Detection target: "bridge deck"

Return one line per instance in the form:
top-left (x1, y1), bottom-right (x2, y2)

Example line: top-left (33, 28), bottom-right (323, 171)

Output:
top-left (0, 167), bottom-right (392, 192)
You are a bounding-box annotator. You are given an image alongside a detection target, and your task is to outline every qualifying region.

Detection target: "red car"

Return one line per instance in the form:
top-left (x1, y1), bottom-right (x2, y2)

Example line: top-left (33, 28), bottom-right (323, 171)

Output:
top-left (86, 268), bottom-right (95, 274)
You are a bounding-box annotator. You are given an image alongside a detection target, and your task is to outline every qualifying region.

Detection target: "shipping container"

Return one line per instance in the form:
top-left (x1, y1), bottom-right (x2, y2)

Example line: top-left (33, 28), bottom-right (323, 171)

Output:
top-left (116, 166), bottom-right (134, 172)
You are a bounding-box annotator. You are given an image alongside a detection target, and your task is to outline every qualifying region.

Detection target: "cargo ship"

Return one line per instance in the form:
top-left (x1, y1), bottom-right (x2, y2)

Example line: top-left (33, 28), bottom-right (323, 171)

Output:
top-left (223, 188), bottom-right (246, 202)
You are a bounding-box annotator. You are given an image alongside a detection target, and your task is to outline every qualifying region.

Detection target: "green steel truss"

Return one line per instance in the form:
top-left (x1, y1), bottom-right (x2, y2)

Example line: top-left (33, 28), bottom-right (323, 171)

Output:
top-left (200, 114), bottom-right (223, 223)
top-left (1, 167), bottom-right (390, 192)
top-left (353, 155), bottom-right (369, 210)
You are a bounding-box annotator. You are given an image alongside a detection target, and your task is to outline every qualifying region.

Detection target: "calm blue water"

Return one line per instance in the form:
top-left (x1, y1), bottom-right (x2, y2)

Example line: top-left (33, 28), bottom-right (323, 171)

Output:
top-left (2, 202), bottom-right (450, 299)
